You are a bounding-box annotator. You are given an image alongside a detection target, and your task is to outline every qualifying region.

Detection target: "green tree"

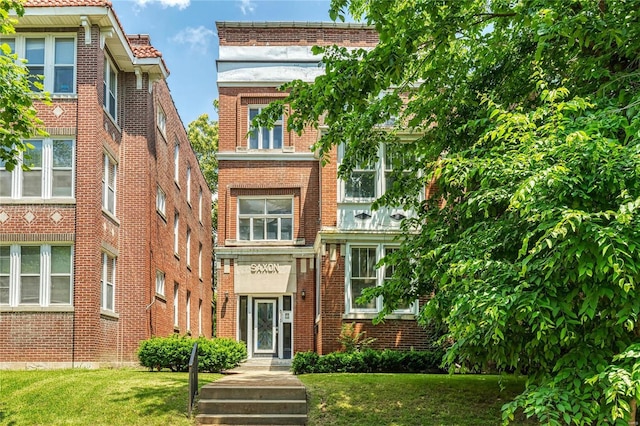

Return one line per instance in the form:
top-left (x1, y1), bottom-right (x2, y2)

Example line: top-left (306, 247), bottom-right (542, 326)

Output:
top-left (187, 109), bottom-right (218, 232)
top-left (258, 1), bottom-right (640, 424)
top-left (0, 0), bottom-right (48, 170)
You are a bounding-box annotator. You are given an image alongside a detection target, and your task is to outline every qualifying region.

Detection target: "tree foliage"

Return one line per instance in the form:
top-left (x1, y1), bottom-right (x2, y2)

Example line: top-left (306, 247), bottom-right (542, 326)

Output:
top-left (187, 110), bottom-right (218, 231)
top-left (259, 0), bottom-right (640, 424)
top-left (0, 0), bottom-right (48, 171)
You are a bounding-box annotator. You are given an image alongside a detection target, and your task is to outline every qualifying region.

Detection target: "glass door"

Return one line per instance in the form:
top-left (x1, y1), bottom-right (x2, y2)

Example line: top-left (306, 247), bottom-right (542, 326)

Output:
top-left (254, 299), bottom-right (277, 354)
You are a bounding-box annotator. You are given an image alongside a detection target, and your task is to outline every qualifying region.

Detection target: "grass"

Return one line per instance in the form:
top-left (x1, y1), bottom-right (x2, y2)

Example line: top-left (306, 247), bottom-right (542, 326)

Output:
top-left (0, 369), bottom-right (222, 426)
top-left (300, 373), bottom-right (536, 426)
top-left (1, 369), bottom-right (535, 426)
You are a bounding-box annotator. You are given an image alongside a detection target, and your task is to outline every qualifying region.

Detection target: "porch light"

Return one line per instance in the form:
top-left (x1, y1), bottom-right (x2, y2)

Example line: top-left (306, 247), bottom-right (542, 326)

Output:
top-left (224, 291), bottom-right (229, 302)
top-left (301, 289), bottom-right (306, 299)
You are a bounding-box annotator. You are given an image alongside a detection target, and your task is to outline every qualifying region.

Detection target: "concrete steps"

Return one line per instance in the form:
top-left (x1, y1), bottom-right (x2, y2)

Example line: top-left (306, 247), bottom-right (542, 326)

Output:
top-left (196, 375), bottom-right (307, 425)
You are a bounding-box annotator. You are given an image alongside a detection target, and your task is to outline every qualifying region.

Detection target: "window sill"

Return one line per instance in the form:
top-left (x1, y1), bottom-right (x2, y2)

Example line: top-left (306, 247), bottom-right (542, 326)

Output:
top-left (173, 326), bottom-right (180, 333)
top-left (187, 264), bottom-right (192, 271)
top-left (103, 107), bottom-right (121, 133)
top-left (157, 209), bottom-right (167, 222)
top-left (100, 310), bottom-right (119, 320)
top-left (0, 305), bottom-right (74, 313)
top-left (342, 312), bottom-right (416, 321)
top-left (0, 198), bottom-right (76, 205)
top-left (224, 238), bottom-right (306, 247)
top-left (155, 293), bottom-right (166, 302)
top-left (102, 208), bottom-right (120, 225)
top-left (51, 93), bottom-right (78, 100)
top-left (174, 253), bottom-right (180, 260)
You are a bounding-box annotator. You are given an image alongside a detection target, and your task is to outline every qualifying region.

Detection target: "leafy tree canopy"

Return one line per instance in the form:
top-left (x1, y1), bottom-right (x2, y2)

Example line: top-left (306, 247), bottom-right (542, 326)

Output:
top-left (0, 0), bottom-right (48, 171)
top-left (258, 0), bottom-right (640, 424)
top-left (187, 108), bottom-right (218, 232)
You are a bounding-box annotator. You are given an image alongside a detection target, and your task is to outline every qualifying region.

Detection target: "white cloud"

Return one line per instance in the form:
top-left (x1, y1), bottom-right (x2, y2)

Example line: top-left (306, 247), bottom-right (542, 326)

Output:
top-left (134, 0), bottom-right (191, 10)
top-left (238, 0), bottom-right (256, 15)
top-left (171, 26), bottom-right (216, 52)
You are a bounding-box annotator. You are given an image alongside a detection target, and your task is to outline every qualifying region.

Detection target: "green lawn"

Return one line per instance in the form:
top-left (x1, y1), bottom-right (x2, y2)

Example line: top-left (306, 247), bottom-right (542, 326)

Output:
top-left (0, 370), bottom-right (534, 426)
top-left (299, 373), bottom-right (535, 426)
top-left (0, 369), bottom-right (221, 426)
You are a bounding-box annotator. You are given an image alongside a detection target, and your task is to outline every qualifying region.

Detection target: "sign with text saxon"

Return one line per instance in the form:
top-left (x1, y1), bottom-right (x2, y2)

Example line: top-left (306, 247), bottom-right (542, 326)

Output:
top-left (250, 263), bottom-right (280, 274)
top-left (235, 257), bottom-right (296, 294)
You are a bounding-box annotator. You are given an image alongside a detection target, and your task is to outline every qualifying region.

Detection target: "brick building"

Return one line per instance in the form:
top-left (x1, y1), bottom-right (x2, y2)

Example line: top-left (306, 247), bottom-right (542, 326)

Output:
top-left (215, 22), bottom-right (431, 359)
top-left (0, 0), bottom-right (213, 368)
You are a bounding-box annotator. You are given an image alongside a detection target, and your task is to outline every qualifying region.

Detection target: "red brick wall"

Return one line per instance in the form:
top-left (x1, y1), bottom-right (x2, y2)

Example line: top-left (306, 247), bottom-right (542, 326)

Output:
top-left (0, 21), bottom-right (213, 366)
top-left (217, 25), bottom-right (379, 47)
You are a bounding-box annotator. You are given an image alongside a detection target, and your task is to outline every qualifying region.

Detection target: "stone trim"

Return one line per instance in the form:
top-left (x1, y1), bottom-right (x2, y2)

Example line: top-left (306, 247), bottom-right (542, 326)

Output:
top-left (0, 233), bottom-right (74, 242)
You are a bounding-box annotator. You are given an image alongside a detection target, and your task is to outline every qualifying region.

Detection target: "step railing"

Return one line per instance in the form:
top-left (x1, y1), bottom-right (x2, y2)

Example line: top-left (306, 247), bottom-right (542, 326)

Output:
top-left (187, 342), bottom-right (198, 417)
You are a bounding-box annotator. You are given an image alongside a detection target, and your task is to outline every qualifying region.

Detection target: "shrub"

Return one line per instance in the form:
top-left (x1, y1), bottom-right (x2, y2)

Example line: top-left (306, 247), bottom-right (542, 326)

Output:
top-left (138, 335), bottom-right (247, 372)
top-left (291, 348), bottom-right (446, 374)
top-left (337, 322), bottom-right (376, 353)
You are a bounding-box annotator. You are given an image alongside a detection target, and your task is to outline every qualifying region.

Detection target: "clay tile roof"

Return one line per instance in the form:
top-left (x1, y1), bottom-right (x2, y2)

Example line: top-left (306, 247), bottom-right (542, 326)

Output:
top-left (127, 35), bottom-right (163, 59)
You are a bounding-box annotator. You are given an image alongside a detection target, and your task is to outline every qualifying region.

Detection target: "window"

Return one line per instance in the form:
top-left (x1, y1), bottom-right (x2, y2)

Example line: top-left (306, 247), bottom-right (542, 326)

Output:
top-left (157, 106), bottom-right (166, 135)
top-left (173, 142), bottom-right (179, 184)
top-left (0, 245), bottom-right (73, 307)
top-left (198, 187), bottom-right (203, 223)
top-left (0, 139), bottom-right (74, 200)
top-left (238, 197), bottom-right (293, 241)
top-left (173, 211), bottom-right (180, 255)
top-left (156, 270), bottom-right (165, 296)
top-left (4, 35), bottom-right (76, 94)
top-left (186, 166), bottom-right (191, 205)
top-left (348, 247), bottom-right (377, 312)
top-left (198, 243), bottom-right (202, 279)
top-left (198, 299), bottom-right (202, 336)
top-left (101, 253), bottom-right (115, 311)
top-left (102, 153), bottom-right (117, 215)
top-left (186, 290), bottom-right (191, 332)
top-left (156, 186), bottom-right (166, 216)
top-left (103, 56), bottom-right (117, 119)
top-left (186, 228), bottom-right (191, 267)
top-left (341, 144), bottom-right (411, 202)
top-left (346, 244), bottom-right (417, 314)
top-left (248, 106), bottom-right (283, 149)
top-left (173, 283), bottom-right (179, 327)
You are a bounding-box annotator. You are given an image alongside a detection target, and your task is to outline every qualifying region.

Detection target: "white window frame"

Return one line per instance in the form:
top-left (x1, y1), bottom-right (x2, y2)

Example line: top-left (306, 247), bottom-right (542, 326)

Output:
top-left (186, 165), bottom-right (191, 205)
top-left (156, 185), bottom-right (166, 217)
top-left (102, 153), bottom-right (117, 216)
top-left (198, 187), bottom-right (203, 223)
top-left (173, 142), bottom-right (180, 184)
top-left (0, 244), bottom-right (73, 307)
top-left (103, 55), bottom-right (117, 121)
top-left (101, 252), bottom-right (116, 312)
top-left (247, 105), bottom-right (284, 150)
top-left (339, 144), bottom-right (412, 203)
top-left (198, 299), bottom-right (202, 336)
top-left (186, 290), bottom-right (191, 332)
top-left (4, 34), bottom-right (77, 94)
top-left (237, 196), bottom-right (294, 241)
top-left (157, 106), bottom-right (166, 136)
top-left (155, 270), bottom-right (165, 296)
top-left (173, 211), bottom-right (180, 256)
top-left (173, 283), bottom-right (179, 327)
top-left (186, 227), bottom-right (191, 267)
top-left (0, 138), bottom-right (75, 200)
top-left (345, 243), bottom-right (418, 315)
top-left (198, 243), bottom-right (203, 280)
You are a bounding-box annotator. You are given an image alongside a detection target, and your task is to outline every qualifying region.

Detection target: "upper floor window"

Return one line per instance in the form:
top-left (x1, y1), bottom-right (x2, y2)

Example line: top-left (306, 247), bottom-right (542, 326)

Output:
top-left (155, 270), bottom-right (165, 296)
top-left (186, 227), bottom-right (191, 267)
top-left (186, 166), bottom-right (191, 205)
top-left (102, 153), bottom-right (117, 215)
top-left (248, 106), bottom-right (283, 150)
top-left (341, 144), bottom-right (411, 202)
top-left (198, 187), bottom-right (203, 223)
top-left (2, 35), bottom-right (76, 94)
top-left (238, 197), bottom-right (293, 241)
top-left (103, 56), bottom-right (117, 120)
top-left (173, 211), bottom-right (180, 255)
top-left (198, 243), bottom-right (203, 279)
top-left (156, 185), bottom-right (166, 217)
top-left (0, 139), bottom-right (75, 200)
top-left (101, 252), bottom-right (115, 311)
top-left (0, 244), bottom-right (73, 307)
top-left (173, 142), bottom-right (180, 184)
top-left (157, 106), bottom-right (166, 136)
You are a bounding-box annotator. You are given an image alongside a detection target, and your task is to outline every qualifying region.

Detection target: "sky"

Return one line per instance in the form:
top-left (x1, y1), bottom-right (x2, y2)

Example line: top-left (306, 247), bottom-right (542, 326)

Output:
top-left (110, 0), bottom-right (336, 126)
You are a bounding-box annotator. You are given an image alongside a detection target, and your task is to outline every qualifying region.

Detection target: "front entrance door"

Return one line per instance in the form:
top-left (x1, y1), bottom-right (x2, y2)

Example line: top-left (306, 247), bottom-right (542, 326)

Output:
top-left (254, 299), bottom-right (277, 354)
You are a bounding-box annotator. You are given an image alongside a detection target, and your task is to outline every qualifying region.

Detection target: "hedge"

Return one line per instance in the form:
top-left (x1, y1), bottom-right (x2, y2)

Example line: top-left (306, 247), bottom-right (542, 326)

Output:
top-left (291, 348), bottom-right (446, 374)
top-left (137, 335), bottom-right (247, 372)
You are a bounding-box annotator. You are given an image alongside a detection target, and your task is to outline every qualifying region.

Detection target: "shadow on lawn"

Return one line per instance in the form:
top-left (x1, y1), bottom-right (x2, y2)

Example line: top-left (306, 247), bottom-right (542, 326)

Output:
top-left (109, 372), bottom-right (192, 419)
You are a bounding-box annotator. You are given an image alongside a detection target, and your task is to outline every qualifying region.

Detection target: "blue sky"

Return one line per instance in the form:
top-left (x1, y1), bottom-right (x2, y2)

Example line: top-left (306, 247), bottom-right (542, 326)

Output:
top-left (110, 0), bottom-right (335, 125)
